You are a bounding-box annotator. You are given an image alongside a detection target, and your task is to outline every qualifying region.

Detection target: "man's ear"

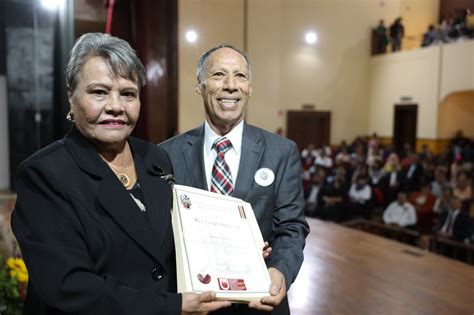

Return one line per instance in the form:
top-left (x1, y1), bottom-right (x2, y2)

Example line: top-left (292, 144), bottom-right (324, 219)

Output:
top-left (249, 85), bottom-right (253, 96)
top-left (195, 81), bottom-right (202, 95)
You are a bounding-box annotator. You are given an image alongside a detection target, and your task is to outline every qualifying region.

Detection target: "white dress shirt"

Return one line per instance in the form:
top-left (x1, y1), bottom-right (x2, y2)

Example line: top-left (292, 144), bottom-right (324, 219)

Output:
top-left (383, 201), bottom-right (417, 227)
top-left (203, 120), bottom-right (243, 191)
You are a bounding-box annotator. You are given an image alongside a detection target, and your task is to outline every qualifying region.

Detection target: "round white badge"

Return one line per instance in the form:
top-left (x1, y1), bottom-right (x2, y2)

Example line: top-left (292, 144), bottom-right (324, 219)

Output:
top-left (254, 168), bottom-right (275, 187)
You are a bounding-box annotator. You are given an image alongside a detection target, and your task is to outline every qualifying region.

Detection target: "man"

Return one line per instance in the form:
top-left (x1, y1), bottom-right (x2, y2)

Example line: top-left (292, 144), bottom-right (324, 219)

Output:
top-left (390, 17), bottom-right (404, 52)
top-left (383, 191), bottom-right (417, 228)
top-left (159, 44), bottom-right (309, 314)
top-left (437, 196), bottom-right (471, 242)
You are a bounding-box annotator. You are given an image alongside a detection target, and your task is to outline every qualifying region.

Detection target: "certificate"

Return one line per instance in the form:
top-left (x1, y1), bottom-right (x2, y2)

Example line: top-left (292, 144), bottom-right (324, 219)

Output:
top-left (171, 184), bottom-right (271, 302)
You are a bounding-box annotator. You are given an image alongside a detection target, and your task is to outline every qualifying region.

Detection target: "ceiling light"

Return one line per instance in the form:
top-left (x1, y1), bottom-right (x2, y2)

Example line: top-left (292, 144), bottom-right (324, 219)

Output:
top-left (41, 0), bottom-right (62, 10)
top-left (185, 30), bottom-right (198, 43)
top-left (305, 31), bottom-right (318, 45)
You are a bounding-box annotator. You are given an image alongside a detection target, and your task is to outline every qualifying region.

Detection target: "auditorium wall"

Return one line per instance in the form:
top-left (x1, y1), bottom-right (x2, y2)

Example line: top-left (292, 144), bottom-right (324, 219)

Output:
top-left (178, 0), bottom-right (438, 144)
top-left (438, 91), bottom-right (474, 139)
top-left (368, 45), bottom-right (441, 139)
top-left (178, 0), bottom-right (245, 133)
top-left (368, 40), bottom-right (474, 141)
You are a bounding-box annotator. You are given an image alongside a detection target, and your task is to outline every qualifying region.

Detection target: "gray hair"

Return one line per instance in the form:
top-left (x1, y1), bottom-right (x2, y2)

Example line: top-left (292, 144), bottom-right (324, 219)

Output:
top-left (196, 44), bottom-right (252, 83)
top-left (66, 33), bottom-right (145, 93)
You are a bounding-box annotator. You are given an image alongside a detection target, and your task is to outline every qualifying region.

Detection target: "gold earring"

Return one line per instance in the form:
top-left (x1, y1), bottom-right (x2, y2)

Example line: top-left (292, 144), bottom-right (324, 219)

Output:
top-left (66, 110), bottom-right (74, 122)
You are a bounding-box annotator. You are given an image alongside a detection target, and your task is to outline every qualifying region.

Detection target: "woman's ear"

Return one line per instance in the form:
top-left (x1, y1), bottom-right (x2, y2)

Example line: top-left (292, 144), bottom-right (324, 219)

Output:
top-left (66, 87), bottom-right (73, 105)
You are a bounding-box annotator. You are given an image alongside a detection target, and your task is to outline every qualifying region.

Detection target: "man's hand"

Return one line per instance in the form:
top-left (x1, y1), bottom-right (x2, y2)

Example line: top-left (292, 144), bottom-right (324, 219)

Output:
top-left (248, 267), bottom-right (286, 312)
top-left (263, 241), bottom-right (272, 259)
top-left (182, 291), bottom-right (231, 315)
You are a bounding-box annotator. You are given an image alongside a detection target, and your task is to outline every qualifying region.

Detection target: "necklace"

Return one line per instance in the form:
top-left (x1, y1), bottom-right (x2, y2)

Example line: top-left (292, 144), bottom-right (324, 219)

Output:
top-left (103, 148), bottom-right (132, 188)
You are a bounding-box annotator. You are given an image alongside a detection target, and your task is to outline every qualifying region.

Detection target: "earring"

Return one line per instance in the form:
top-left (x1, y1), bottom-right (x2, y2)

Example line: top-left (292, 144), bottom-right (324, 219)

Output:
top-left (66, 110), bottom-right (74, 122)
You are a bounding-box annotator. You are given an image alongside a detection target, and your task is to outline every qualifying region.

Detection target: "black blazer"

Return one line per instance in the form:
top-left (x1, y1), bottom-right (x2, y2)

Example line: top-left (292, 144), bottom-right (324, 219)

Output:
top-left (439, 210), bottom-right (472, 242)
top-left (12, 127), bottom-right (181, 314)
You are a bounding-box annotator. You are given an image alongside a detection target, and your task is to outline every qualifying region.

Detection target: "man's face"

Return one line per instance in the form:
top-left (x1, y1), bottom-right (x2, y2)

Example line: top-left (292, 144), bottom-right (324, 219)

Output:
top-left (197, 47), bottom-right (252, 135)
top-left (397, 193), bottom-right (407, 205)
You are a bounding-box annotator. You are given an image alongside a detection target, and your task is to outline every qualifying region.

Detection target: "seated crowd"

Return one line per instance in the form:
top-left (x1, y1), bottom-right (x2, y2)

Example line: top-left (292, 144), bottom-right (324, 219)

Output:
top-left (301, 131), bottom-right (474, 245)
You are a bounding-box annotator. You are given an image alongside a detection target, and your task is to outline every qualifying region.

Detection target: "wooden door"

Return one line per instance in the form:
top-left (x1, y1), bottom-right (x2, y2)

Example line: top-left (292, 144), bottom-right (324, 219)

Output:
top-left (393, 104), bottom-right (417, 154)
top-left (287, 111), bottom-right (331, 151)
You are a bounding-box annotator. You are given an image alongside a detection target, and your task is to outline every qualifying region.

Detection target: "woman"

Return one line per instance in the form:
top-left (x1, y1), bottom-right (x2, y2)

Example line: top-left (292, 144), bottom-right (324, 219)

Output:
top-left (11, 33), bottom-right (230, 314)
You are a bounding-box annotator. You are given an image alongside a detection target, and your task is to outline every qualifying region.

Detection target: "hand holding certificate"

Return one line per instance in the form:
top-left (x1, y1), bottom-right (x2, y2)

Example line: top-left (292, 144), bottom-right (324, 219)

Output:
top-left (171, 185), bottom-right (271, 302)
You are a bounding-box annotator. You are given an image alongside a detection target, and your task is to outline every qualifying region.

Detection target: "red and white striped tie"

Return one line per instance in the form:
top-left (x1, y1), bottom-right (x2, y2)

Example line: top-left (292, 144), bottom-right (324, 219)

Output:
top-left (210, 137), bottom-right (234, 195)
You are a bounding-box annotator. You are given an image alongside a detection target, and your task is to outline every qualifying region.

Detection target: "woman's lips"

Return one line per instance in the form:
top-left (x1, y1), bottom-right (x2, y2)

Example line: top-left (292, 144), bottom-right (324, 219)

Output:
top-left (99, 120), bottom-right (127, 128)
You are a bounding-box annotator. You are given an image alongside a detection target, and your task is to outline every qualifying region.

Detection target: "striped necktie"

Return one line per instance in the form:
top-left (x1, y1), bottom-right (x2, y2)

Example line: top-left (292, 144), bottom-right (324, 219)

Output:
top-left (210, 137), bottom-right (234, 195)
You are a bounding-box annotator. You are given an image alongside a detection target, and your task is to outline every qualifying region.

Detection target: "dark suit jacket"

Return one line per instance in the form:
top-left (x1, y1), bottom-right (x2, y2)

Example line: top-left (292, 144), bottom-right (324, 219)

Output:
top-left (12, 127), bottom-right (181, 314)
top-left (439, 210), bottom-right (472, 242)
top-left (159, 123), bottom-right (310, 315)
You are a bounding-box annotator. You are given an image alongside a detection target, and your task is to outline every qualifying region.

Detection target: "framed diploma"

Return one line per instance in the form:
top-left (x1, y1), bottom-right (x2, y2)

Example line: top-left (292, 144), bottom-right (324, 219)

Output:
top-left (171, 184), bottom-right (271, 302)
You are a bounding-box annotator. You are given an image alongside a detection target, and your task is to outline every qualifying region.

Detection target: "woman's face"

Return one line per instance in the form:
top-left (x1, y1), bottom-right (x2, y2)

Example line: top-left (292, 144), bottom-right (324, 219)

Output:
top-left (68, 56), bottom-right (140, 149)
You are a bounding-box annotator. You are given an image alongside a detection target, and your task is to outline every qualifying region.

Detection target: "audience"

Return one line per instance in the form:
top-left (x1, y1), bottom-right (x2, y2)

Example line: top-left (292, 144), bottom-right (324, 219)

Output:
top-left (301, 130), bottom-right (473, 248)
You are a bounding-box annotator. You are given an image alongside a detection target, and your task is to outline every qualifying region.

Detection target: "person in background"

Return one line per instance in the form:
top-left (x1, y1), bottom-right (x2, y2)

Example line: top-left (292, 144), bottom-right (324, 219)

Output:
top-left (421, 24), bottom-right (440, 47)
top-left (453, 171), bottom-right (472, 205)
top-left (375, 20), bottom-right (388, 54)
top-left (390, 17), bottom-right (405, 52)
top-left (433, 186), bottom-right (453, 214)
top-left (348, 175), bottom-right (372, 219)
top-left (437, 196), bottom-right (472, 242)
top-left (431, 166), bottom-right (449, 198)
top-left (305, 169), bottom-right (326, 217)
top-left (380, 153), bottom-right (404, 205)
top-left (11, 33), bottom-right (230, 314)
top-left (383, 192), bottom-right (417, 228)
top-left (403, 153), bottom-right (424, 192)
top-left (409, 182), bottom-right (436, 232)
top-left (159, 44), bottom-right (309, 314)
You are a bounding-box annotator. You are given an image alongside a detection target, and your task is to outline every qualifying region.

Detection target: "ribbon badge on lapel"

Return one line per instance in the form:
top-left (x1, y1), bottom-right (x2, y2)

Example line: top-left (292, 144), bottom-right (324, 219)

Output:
top-left (254, 168), bottom-right (275, 187)
top-left (149, 165), bottom-right (176, 186)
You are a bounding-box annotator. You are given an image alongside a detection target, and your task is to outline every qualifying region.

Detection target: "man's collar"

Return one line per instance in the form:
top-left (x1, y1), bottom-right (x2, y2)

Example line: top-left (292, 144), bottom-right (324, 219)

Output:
top-left (204, 120), bottom-right (244, 155)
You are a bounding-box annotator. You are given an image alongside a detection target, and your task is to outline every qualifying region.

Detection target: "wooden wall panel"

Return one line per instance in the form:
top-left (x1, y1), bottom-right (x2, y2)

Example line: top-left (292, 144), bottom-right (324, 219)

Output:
top-left (109, 0), bottom-right (178, 143)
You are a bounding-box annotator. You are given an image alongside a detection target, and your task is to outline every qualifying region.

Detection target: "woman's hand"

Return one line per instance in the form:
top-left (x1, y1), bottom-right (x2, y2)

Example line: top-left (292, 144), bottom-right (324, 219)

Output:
top-left (182, 291), bottom-right (230, 315)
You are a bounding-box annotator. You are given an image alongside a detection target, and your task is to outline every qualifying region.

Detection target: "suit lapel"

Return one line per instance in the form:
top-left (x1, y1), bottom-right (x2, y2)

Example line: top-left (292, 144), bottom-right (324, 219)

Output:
top-left (97, 175), bottom-right (163, 262)
top-left (133, 143), bottom-right (173, 253)
top-left (233, 124), bottom-right (264, 200)
top-left (183, 126), bottom-right (208, 190)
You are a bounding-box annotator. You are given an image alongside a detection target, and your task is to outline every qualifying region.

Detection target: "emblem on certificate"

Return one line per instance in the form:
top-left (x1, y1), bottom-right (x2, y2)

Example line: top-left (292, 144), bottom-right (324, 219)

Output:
top-left (171, 185), bottom-right (271, 302)
top-left (179, 194), bottom-right (192, 209)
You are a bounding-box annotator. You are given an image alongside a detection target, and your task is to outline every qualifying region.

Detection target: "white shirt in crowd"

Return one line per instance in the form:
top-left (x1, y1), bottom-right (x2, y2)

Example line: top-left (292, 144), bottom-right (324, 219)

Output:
top-left (383, 201), bottom-right (417, 227)
top-left (203, 120), bottom-right (243, 190)
top-left (348, 184), bottom-right (372, 203)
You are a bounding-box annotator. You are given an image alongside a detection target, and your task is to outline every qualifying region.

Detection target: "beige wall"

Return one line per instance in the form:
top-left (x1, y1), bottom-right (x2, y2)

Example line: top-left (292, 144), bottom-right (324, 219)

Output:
top-left (368, 46), bottom-right (441, 139)
top-left (178, 0), bottom-right (245, 132)
top-left (439, 40), bottom-right (474, 100)
top-left (438, 91), bottom-right (474, 139)
top-left (178, 0), bottom-right (440, 143)
top-left (400, 0), bottom-right (440, 50)
top-left (368, 40), bottom-right (474, 140)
